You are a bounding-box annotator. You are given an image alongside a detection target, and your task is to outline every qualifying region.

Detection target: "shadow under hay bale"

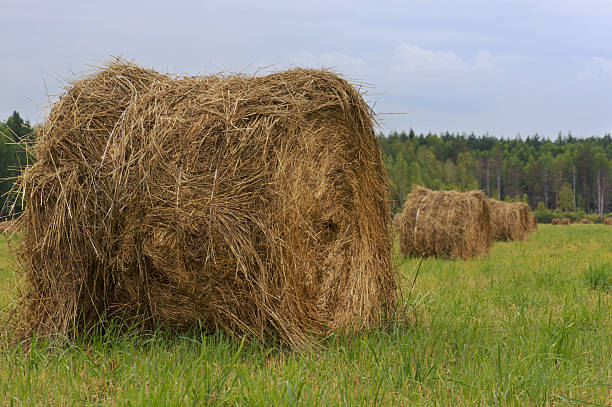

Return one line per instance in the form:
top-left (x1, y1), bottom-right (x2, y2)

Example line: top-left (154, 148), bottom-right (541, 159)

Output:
top-left (14, 60), bottom-right (396, 347)
top-left (398, 187), bottom-right (491, 259)
top-left (488, 200), bottom-right (531, 241)
top-left (561, 218), bottom-right (571, 225)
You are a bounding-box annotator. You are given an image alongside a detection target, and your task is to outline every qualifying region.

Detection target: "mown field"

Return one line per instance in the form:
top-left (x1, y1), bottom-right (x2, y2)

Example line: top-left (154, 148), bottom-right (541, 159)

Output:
top-left (0, 225), bottom-right (610, 406)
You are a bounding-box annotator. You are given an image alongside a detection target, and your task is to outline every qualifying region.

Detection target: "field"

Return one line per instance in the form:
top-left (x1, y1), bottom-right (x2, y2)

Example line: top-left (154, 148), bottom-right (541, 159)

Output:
top-left (0, 225), bottom-right (610, 406)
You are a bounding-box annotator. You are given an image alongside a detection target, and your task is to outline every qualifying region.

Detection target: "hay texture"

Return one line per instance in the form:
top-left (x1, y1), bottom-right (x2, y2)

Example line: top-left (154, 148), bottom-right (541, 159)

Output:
top-left (551, 218), bottom-right (561, 225)
top-left (488, 200), bottom-right (531, 241)
top-left (15, 60), bottom-right (396, 347)
top-left (561, 218), bottom-right (571, 225)
top-left (0, 220), bottom-right (13, 234)
top-left (398, 187), bottom-right (491, 259)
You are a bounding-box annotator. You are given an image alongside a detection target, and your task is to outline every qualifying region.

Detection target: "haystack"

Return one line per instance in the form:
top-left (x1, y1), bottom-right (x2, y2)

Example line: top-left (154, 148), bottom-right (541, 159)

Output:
top-left (551, 218), bottom-right (561, 225)
top-left (529, 215), bottom-right (538, 232)
top-left (581, 219), bottom-right (593, 224)
top-left (604, 218), bottom-right (612, 226)
top-left (561, 218), bottom-right (571, 225)
top-left (488, 200), bottom-right (530, 241)
top-left (398, 187), bottom-right (491, 259)
top-left (14, 60), bottom-right (396, 347)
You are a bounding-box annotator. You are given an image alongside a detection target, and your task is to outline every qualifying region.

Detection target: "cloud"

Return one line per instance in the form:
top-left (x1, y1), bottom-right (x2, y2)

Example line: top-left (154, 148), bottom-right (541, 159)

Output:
top-left (391, 44), bottom-right (492, 75)
top-left (580, 57), bottom-right (612, 82)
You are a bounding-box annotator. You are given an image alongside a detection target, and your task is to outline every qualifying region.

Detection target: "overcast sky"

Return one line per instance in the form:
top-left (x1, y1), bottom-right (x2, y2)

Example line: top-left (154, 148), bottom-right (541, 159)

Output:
top-left (3, 0), bottom-right (612, 138)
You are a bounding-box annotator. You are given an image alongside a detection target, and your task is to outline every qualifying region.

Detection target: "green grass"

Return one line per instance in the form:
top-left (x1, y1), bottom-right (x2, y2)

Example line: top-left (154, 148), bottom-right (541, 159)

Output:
top-left (1, 225), bottom-right (611, 406)
top-left (584, 264), bottom-right (612, 292)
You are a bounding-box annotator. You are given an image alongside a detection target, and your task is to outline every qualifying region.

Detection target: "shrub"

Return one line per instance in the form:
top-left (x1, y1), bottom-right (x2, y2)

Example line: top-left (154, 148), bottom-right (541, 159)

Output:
top-left (564, 212), bottom-right (579, 222)
top-left (535, 204), bottom-right (555, 224)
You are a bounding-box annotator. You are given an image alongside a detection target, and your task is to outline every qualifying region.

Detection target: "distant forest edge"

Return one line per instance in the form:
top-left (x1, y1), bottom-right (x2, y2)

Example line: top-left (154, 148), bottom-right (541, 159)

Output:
top-left (0, 112), bottom-right (30, 218)
top-left (379, 129), bottom-right (611, 220)
top-left (1, 111), bottom-right (611, 221)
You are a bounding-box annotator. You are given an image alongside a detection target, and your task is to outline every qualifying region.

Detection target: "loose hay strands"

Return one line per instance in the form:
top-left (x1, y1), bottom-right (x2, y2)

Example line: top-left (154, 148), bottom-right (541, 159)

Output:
top-left (488, 200), bottom-right (531, 241)
top-left (398, 187), bottom-right (491, 259)
top-left (13, 59), bottom-right (396, 348)
top-left (0, 220), bottom-right (13, 234)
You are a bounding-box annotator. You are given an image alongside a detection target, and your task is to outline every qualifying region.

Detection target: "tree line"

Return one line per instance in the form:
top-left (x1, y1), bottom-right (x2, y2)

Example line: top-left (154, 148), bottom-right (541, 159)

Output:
top-left (379, 130), bottom-right (611, 218)
top-left (1, 111), bottom-right (611, 219)
top-left (0, 111), bottom-right (31, 218)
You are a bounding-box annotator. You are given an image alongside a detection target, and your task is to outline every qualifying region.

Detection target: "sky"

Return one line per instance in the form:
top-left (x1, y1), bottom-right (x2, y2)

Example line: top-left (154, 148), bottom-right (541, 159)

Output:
top-left (2, 0), bottom-right (612, 138)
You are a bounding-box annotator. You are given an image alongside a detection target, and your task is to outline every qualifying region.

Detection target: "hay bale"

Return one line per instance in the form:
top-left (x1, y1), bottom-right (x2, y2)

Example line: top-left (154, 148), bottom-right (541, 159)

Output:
top-left (604, 218), bottom-right (612, 226)
top-left (488, 200), bottom-right (531, 241)
top-left (551, 218), bottom-right (561, 225)
top-left (398, 187), bottom-right (491, 259)
top-left (561, 218), bottom-right (571, 225)
top-left (529, 215), bottom-right (538, 232)
top-left (15, 60), bottom-right (396, 347)
top-left (581, 219), bottom-right (593, 224)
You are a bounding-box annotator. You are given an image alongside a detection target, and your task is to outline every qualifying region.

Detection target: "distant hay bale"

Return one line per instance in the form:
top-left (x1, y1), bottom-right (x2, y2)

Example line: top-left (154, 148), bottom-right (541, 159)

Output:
top-left (398, 187), bottom-right (491, 259)
top-left (604, 218), bottom-right (612, 226)
top-left (14, 60), bottom-right (396, 347)
top-left (561, 218), bottom-right (571, 225)
top-left (551, 218), bottom-right (561, 225)
top-left (529, 215), bottom-right (538, 232)
top-left (581, 219), bottom-right (593, 224)
top-left (488, 200), bottom-right (530, 241)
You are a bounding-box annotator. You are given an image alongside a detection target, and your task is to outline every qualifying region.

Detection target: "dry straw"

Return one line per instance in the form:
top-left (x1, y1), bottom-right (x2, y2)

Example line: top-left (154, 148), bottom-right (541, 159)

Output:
top-left (13, 60), bottom-right (396, 347)
top-left (488, 200), bottom-right (531, 241)
top-left (0, 220), bottom-right (13, 234)
top-left (398, 186), bottom-right (491, 259)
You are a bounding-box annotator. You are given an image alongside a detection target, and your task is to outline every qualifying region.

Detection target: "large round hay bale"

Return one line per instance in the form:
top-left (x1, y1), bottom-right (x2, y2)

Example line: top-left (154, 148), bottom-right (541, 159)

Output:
top-left (551, 218), bottom-right (561, 225)
top-left (488, 200), bottom-right (530, 241)
top-left (581, 219), bottom-right (593, 224)
top-left (398, 187), bottom-right (491, 259)
top-left (561, 218), bottom-right (571, 225)
top-left (604, 218), bottom-right (612, 226)
top-left (15, 61), bottom-right (396, 347)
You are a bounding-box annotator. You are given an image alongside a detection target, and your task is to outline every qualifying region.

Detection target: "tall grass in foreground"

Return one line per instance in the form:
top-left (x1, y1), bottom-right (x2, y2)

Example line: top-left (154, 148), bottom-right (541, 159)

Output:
top-left (1, 225), bottom-right (611, 406)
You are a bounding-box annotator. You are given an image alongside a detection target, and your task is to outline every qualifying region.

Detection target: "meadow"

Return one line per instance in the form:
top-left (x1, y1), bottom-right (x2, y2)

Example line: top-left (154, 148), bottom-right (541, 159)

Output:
top-left (0, 225), bottom-right (610, 406)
